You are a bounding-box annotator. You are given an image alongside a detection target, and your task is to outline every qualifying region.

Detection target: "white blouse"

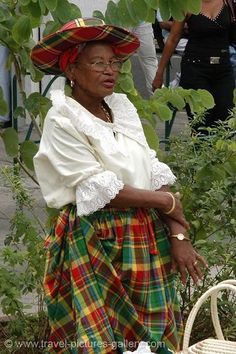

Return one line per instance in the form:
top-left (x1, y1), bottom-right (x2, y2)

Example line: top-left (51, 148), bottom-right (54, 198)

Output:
top-left (33, 90), bottom-right (176, 216)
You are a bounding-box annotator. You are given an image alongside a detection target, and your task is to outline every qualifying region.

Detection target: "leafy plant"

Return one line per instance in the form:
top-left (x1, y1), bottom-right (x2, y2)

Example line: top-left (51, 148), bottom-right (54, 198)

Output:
top-left (165, 116), bottom-right (236, 342)
top-left (0, 165), bottom-right (48, 353)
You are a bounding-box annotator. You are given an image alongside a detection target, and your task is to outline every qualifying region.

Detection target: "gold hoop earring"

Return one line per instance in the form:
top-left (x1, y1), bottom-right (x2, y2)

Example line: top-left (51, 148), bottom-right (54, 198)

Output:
top-left (70, 80), bottom-right (74, 88)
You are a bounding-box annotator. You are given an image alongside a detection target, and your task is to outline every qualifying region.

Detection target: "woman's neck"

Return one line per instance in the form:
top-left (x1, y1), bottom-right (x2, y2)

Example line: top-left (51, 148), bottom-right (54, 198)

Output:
top-left (71, 90), bottom-right (112, 122)
top-left (72, 91), bottom-right (103, 114)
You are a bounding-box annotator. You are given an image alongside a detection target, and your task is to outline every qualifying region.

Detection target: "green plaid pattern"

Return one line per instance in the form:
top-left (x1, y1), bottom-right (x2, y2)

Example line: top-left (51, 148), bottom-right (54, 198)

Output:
top-left (44, 206), bottom-right (183, 353)
top-left (31, 18), bottom-right (140, 75)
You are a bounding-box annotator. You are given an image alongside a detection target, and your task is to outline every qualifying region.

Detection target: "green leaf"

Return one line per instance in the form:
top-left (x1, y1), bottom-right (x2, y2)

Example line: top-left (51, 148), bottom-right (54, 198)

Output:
top-left (143, 123), bottom-right (159, 151)
top-left (143, 0), bottom-right (159, 10)
top-left (131, 0), bottom-right (149, 22)
top-left (12, 16), bottom-right (31, 44)
top-left (197, 89), bottom-right (215, 109)
top-left (120, 59), bottom-right (132, 74)
top-left (25, 1), bottom-right (42, 18)
top-left (0, 7), bottom-right (11, 22)
top-left (145, 7), bottom-right (156, 23)
top-left (18, 48), bottom-right (31, 67)
top-left (167, 91), bottom-right (185, 110)
top-left (123, 0), bottom-right (140, 24)
top-left (52, 0), bottom-right (76, 23)
top-left (24, 92), bottom-right (51, 116)
top-left (119, 76), bottom-right (135, 93)
top-left (20, 141), bottom-right (38, 171)
top-left (38, 0), bottom-right (46, 14)
top-left (43, 20), bottom-right (60, 36)
top-left (151, 100), bottom-right (173, 121)
top-left (13, 106), bottom-right (25, 119)
top-left (159, 0), bottom-right (171, 20)
top-left (228, 117), bottom-right (236, 130)
top-left (68, 3), bottom-right (82, 19)
top-left (28, 61), bottom-right (44, 82)
top-left (0, 87), bottom-right (8, 116)
top-left (117, 0), bottom-right (137, 27)
top-left (186, 0), bottom-right (201, 15)
top-left (92, 10), bottom-right (105, 20)
top-left (43, 0), bottom-right (58, 11)
top-left (105, 1), bottom-right (121, 26)
top-left (228, 141), bottom-right (236, 152)
top-left (30, 15), bottom-right (43, 29)
top-left (2, 128), bottom-right (19, 157)
top-left (215, 139), bottom-right (227, 151)
top-left (169, 0), bottom-right (186, 21)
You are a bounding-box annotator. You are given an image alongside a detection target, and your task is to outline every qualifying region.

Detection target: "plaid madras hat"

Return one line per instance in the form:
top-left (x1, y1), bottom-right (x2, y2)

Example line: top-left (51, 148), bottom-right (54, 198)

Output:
top-left (31, 17), bottom-right (140, 75)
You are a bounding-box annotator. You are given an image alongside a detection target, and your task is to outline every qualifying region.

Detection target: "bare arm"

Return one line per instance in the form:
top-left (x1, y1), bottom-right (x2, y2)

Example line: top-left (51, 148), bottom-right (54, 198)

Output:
top-left (152, 20), bottom-right (186, 90)
top-left (107, 184), bottom-right (189, 229)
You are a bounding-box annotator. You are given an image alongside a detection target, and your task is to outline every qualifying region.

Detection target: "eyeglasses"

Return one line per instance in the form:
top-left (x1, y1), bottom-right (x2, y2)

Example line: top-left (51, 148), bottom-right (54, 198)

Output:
top-left (76, 60), bottom-right (123, 72)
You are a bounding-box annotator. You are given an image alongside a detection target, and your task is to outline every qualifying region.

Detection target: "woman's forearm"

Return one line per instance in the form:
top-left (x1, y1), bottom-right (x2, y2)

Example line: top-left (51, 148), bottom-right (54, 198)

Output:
top-left (108, 184), bottom-right (171, 211)
top-left (156, 34), bottom-right (182, 75)
top-left (108, 185), bottom-right (189, 229)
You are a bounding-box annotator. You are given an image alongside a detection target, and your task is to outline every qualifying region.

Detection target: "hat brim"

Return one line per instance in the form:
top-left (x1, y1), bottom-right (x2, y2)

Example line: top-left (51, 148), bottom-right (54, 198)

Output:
top-left (31, 25), bottom-right (140, 75)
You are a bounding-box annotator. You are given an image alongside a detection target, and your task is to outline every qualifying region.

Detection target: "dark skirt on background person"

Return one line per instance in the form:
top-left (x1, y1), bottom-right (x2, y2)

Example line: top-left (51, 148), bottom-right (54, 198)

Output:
top-left (180, 3), bottom-right (235, 130)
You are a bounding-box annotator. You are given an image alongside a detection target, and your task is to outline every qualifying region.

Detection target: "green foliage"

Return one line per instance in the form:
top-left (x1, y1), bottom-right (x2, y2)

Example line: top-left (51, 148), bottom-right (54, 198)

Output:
top-left (20, 141), bottom-right (39, 171)
top-left (0, 166), bottom-right (48, 351)
top-left (158, 0), bottom-right (201, 21)
top-left (164, 118), bottom-right (236, 341)
top-left (1, 128), bottom-right (19, 157)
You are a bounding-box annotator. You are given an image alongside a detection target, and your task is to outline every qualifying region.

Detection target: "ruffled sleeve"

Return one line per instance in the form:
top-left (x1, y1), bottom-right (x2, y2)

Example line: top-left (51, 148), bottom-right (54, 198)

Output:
top-left (76, 171), bottom-right (124, 216)
top-left (149, 149), bottom-right (176, 190)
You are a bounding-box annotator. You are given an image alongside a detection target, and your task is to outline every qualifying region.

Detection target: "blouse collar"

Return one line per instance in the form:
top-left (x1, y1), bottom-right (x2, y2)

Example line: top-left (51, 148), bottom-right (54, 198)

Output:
top-left (50, 90), bottom-right (148, 154)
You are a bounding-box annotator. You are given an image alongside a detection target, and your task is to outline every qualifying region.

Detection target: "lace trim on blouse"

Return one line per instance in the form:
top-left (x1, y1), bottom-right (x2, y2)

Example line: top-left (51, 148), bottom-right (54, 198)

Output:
top-left (105, 93), bottom-right (149, 148)
top-left (149, 149), bottom-right (176, 190)
top-left (76, 170), bottom-right (124, 216)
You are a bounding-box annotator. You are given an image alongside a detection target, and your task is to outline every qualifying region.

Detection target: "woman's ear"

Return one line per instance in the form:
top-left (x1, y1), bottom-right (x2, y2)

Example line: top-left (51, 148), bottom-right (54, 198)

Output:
top-left (64, 64), bottom-right (75, 81)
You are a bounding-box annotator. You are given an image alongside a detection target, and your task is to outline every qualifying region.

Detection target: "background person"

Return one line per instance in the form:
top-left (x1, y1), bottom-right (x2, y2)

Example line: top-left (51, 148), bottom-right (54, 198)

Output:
top-left (130, 22), bottom-right (158, 98)
top-left (31, 17), bottom-right (207, 353)
top-left (156, 10), bottom-right (188, 88)
top-left (153, 0), bottom-right (235, 131)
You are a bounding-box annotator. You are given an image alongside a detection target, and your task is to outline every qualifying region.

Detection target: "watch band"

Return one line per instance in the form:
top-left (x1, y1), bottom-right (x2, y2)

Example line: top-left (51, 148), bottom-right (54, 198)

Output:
top-left (169, 233), bottom-right (190, 241)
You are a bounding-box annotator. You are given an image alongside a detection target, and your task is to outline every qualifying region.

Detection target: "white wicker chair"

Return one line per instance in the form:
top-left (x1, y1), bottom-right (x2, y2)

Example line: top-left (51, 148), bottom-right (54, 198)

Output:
top-left (179, 280), bottom-right (236, 354)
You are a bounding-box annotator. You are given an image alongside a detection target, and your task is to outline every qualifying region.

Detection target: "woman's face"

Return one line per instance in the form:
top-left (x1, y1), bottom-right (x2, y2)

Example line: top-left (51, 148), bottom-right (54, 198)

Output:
top-left (68, 42), bottom-right (121, 99)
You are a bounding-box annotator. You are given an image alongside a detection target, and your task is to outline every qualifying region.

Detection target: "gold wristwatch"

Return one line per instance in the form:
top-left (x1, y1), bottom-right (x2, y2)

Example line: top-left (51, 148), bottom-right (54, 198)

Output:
top-left (169, 233), bottom-right (190, 241)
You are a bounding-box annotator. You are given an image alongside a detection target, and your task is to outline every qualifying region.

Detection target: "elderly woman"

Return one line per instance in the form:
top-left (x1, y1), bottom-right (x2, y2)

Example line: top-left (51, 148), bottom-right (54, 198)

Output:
top-left (31, 18), bottom-right (207, 354)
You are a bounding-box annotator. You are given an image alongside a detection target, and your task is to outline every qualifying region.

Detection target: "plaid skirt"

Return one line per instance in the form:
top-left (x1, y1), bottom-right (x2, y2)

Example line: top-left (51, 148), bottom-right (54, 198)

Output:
top-left (44, 205), bottom-right (183, 354)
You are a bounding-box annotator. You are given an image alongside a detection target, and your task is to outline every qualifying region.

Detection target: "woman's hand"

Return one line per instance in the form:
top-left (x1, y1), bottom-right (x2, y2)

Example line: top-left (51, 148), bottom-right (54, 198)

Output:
top-left (159, 205), bottom-right (208, 285)
top-left (170, 239), bottom-right (208, 285)
top-left (152, 72), bottom-right (164, 91)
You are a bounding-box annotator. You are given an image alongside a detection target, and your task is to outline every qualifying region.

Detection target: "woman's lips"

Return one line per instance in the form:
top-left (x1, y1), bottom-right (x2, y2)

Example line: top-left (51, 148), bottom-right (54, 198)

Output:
top-left (102, 80), bottom-right (115, 88)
